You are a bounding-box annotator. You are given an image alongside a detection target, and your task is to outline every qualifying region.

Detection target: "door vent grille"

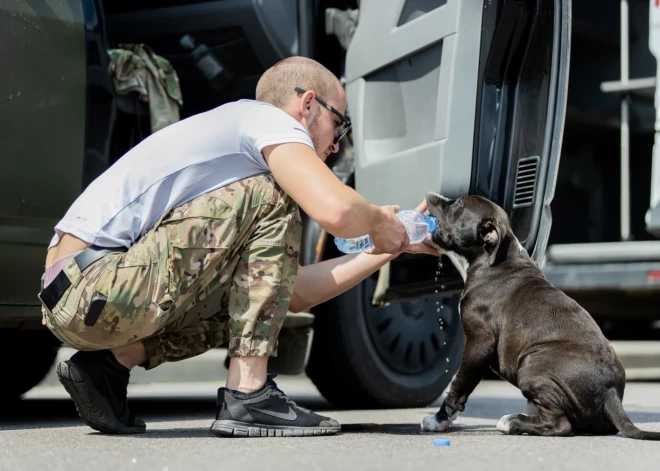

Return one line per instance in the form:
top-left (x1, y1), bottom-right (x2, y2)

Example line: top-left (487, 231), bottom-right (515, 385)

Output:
top-left (513, 156), bottom-right (540, 209)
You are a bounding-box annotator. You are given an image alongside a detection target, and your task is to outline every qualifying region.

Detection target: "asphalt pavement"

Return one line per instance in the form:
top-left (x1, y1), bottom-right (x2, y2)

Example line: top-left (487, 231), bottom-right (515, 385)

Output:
top-left (2, 348), bottom-right (660, 471)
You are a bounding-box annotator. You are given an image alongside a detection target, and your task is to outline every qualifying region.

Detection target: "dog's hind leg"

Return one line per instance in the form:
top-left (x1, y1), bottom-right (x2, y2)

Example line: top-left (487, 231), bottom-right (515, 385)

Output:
top-left (497, 409), bottom-right (572, 437)
top-left (498, 376), bottom-right (572, 436)
top-left (524, 400), bottom-right (538, 415)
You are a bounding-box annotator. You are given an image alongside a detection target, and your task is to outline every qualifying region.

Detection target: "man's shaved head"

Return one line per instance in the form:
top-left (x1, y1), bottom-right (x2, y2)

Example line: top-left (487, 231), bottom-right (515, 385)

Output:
top-left (256, 56), bottom-right (343, 108)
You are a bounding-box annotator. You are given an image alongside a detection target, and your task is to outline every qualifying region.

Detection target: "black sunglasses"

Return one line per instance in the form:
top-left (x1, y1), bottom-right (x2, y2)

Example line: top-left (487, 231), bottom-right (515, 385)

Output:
top-left (295, 87), bottom-right (352, 144)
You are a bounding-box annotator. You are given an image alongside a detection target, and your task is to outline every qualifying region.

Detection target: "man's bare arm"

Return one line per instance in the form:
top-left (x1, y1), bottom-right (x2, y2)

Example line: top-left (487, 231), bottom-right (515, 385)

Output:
top-left (263, 142), bottom-right (408, 252)
top-left (288, 205), bottom-right (439, 314)
top-left (289, 242), bottom-right (440, 312)
top-left (288, 252), bottom-right (397, 313)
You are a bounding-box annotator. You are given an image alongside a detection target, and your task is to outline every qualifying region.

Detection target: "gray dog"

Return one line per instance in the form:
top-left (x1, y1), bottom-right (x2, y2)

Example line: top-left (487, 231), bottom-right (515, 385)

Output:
top-left (420, 193), bottom-right (660, 440)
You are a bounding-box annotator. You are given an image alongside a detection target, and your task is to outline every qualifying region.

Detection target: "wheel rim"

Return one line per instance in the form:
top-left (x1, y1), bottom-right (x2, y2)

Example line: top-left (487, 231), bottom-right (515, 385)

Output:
top-left (362, 275), bottom-right (460, 375)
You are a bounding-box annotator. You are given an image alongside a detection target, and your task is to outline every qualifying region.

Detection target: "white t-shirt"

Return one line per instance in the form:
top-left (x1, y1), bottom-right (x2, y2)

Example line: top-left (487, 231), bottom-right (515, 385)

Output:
top-left (49, 99), bottom-right (314, 249)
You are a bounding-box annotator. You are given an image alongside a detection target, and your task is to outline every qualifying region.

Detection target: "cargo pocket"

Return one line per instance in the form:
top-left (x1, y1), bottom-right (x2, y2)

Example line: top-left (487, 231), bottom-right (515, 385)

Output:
top-left (168, 240), bottom-right (231, 302)
top-left (88, 239), bottom-right (158, 333)
top-left (162, 199), bottom-right (240, 305)
top-left (87, 257), bottom-right (165, 346)
top-left (63, 256), bottom-right (107, 329)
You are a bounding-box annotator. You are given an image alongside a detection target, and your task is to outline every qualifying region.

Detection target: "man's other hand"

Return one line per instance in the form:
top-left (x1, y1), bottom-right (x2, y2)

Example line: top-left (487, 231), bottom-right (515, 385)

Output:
top-left (367, 205), bottom-right (409, 254)
top-left (366, 199), bottom-right (439, 257)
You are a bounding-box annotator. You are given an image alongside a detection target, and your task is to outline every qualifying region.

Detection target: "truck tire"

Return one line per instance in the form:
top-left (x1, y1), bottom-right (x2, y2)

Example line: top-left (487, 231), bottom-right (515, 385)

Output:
top-left (306, 272), bottom-right (465, 409)
top-left (0, 329), bottom-right (60, 401)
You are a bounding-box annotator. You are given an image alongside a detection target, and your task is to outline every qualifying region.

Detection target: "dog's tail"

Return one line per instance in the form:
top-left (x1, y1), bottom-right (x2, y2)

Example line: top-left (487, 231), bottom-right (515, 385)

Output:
top-left (604, 388), bottom-right (660, 440)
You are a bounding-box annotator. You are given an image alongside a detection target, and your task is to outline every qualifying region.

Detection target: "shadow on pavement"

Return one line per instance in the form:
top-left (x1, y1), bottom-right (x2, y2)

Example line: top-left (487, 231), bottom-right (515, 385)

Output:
top-left (0, 395), bottom-right (334, 431)
top-left (86, 423), bottom-right (495, 439)
top-left (92, 428), bottom-right (214, 439)
top-left (341, 422), bottom-right (496, 435)
top-left (3, 395), bottom-right (659, 434)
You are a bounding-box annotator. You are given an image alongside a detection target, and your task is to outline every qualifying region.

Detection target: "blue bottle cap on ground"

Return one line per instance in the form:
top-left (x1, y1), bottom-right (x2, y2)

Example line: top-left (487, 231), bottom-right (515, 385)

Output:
top-left (433, 438), bottom-right (450, 446)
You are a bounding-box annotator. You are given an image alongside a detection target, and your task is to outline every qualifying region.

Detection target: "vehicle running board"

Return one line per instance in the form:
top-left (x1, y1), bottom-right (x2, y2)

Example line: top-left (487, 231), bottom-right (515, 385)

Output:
top-left (546, 241), bottom-right (660, 265)
top-left (543, 261), bottom-right (660, 292)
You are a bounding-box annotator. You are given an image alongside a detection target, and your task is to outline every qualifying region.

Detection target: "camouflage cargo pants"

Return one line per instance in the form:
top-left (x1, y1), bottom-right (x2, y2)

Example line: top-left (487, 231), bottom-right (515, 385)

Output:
top-left (43, 175), bottom-right (302, 370)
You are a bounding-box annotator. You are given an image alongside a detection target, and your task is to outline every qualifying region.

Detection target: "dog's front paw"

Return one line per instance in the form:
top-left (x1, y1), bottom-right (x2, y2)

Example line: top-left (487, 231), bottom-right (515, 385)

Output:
top-left (496, 414), bottom-right (516, 434)
top-left (421, 413), bottom-right (452, 432)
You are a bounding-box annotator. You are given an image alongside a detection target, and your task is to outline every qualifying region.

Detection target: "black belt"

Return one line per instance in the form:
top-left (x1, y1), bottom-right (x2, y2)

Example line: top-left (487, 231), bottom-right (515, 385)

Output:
top-left (38, 245), bottom-right (127, 312)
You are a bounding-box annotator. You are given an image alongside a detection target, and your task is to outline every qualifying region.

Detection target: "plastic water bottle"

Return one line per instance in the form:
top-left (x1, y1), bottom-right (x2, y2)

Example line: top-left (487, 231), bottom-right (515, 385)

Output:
top-left (334, 210), bottom-right (439, 254)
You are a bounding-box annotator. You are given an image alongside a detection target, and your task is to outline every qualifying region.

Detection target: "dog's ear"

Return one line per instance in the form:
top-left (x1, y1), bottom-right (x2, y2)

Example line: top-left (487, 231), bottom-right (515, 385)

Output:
top-left (479, 219), bottom-right (509, 266)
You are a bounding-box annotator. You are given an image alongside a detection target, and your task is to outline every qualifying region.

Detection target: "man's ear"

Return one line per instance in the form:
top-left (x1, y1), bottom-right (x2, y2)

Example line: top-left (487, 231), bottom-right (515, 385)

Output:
top-left (480, 220), bottom-right (508, 266)
top-left (299, 90), bottom-right (315, 118)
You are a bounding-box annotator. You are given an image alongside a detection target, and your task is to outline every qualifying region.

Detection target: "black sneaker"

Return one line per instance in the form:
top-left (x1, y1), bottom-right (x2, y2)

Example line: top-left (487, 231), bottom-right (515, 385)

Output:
top-left (210, 374), bottom-right (340, 437)
top-left (56, 350), bottom-right (146, 434)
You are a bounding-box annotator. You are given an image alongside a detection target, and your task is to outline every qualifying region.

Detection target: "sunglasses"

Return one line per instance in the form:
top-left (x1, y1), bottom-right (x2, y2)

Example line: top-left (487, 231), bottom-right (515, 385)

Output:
top-left (295, 87), bottom-right (352, 144)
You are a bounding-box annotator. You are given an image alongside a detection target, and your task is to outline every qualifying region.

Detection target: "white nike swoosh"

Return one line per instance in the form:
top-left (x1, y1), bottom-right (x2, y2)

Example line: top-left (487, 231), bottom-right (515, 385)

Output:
top-left (250, 406), bottom-right (298, 421)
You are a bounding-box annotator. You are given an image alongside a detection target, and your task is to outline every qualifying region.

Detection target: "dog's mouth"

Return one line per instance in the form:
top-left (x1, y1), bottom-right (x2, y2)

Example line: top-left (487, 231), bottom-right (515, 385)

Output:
top-left (426, 230), bottom-right (447, 253)
top-left (425, 228), bottom-right (470, 282)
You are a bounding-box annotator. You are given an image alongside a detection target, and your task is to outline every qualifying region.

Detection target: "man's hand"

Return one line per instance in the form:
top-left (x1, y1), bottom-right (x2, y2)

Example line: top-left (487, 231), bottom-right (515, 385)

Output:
top-left (402, 234), bottom-right (440, 256)
top-left (402, 198), bottom-right (439, 256)
top-left (367, 205), bottom-right (409, 254)
top-left (366, 199), bottom-right (439, 256)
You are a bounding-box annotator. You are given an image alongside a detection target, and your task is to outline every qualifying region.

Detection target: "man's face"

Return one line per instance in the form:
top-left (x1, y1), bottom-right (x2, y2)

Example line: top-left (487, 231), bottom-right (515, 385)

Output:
top-left (307, 88), bottom-right (348, 161)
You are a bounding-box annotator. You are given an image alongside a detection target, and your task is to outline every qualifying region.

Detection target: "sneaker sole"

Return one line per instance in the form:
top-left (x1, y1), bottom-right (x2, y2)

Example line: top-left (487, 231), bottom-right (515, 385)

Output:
top-left (56, 360), bottom-right (146, 434)
top-left (210, 419), bottom-right (340, 438)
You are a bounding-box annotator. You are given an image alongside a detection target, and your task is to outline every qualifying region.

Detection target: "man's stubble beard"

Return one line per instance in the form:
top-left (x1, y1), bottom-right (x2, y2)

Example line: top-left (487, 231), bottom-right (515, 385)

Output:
top-left (308, 113), bottom-right (324, 155)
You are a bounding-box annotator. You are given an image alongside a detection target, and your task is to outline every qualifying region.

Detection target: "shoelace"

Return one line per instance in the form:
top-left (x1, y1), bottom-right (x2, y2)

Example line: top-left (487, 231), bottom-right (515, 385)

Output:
top-left (269, 385), bottom-right (312, 414)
